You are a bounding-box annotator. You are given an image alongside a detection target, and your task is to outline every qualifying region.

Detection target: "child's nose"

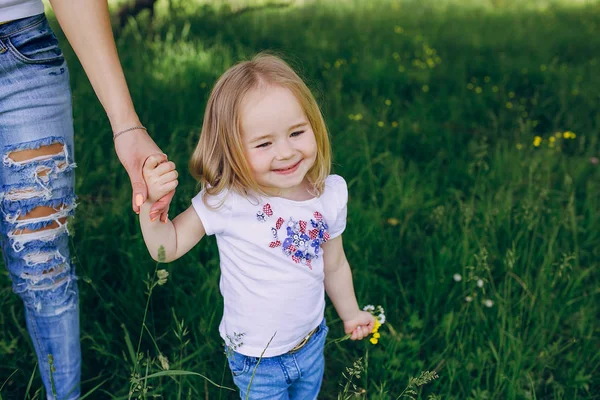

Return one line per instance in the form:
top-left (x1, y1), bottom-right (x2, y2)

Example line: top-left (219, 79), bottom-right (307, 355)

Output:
top-left (275, 139), bottom-right (294, 160)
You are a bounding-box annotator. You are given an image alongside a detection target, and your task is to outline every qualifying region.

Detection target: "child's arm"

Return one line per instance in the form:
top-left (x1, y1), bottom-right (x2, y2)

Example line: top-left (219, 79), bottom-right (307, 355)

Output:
top-left (139, 155), bottom-right (206, 262)
top-left (323, 235), bottom-right (375, 340)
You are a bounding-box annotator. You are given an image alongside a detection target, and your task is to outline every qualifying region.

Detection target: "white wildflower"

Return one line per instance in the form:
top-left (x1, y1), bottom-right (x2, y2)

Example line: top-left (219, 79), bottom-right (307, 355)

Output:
top-left (483, 299), bottom-right (494, 308)
top-left (453, 273), bottom-right (462, 282)
top-left (363, 305), bottom-right (375, 312)
top-left (465, 296), bottom-right (473, 302)
top-left (477, 279), bottom-right (484, 288)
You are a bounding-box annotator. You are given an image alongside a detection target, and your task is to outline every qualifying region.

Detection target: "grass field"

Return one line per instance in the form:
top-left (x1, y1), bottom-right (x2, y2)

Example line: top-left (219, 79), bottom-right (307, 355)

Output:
top-left (1, 0), bottom-right (599, 398)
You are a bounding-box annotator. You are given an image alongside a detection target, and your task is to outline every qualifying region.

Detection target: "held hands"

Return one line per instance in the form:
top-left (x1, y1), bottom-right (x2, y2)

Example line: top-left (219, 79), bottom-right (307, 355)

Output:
top-left (343, 310), bottom-right (376, 341)
top-left (114, 128), bottom-right (175, 220)
top-left (142, 154), bottom-right (179, 218)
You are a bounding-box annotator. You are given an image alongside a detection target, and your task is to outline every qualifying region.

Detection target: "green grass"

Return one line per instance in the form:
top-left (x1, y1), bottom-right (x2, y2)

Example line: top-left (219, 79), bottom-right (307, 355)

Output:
top-left (1, 0), bottom-right (599, 398)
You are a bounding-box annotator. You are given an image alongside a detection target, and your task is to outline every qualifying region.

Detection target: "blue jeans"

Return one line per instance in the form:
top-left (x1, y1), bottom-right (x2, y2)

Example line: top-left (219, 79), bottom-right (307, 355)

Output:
top-left (226, 319), bottom-right (328, 400)
top-left (0, 14), bottom-right (80, 399)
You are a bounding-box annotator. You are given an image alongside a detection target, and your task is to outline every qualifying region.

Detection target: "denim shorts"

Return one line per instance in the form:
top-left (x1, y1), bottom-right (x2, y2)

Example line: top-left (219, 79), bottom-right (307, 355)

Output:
top-left (0, 13), bottom-right (80, 400)
top-left (225, 319), bottom-right (329, 400)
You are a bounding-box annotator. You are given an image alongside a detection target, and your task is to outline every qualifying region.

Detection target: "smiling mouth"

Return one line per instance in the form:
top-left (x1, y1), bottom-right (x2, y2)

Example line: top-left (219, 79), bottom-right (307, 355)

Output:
top-left (273, 160), bottom-right (302, 174)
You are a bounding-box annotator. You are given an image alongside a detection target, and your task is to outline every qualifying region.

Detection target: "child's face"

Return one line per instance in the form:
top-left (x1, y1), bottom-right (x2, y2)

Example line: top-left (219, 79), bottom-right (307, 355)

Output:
top-left (240, 85), bottom-right (318, 199)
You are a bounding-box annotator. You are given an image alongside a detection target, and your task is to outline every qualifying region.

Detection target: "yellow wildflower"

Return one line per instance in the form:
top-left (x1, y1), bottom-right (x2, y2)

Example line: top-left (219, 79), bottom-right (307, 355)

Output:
top-left (492, 86), bottom-right (499, 93)
top-left (549, 137), bottom-right (555, 143)
top-left (516, 143), bottom-right (523, 150)
top-left (378, 121), bottom-right (385, 127)
top-left (484, 76), bottom-right (491, 83)
top-left (392, 121), bottom-right (399, 128)
top-left (385, 99), bottom-right (392, 106)
top-left (370, 338), bottom-right (378, 345)
top-left (506, 102), bottom-right (513, 109)
top-left (374, 319), bottom-right (382, 331)
top-left (475, 87), bottom-right (482, 94)
top-left (533, 136), bottom-right (542, 147)
top-left (467, 83), bottom-right (474, 90)
top-left (422, 85), bottom-right (429, 92)
top-left (373, 332), bottom-right (381, 339)
top-left (509, 91), bottom-right (515, 98)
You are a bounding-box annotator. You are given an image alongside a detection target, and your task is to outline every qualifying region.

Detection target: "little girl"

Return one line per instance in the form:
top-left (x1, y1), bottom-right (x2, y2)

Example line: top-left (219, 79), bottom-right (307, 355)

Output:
top-left (139, 53), bottom-right (375, 399)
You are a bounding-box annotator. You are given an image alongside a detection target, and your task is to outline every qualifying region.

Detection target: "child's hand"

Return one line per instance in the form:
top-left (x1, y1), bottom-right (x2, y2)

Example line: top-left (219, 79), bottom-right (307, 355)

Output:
top-left (142, 154), bottom-right (178, 205)
top-left (343, 311), bottom-right (376, 340)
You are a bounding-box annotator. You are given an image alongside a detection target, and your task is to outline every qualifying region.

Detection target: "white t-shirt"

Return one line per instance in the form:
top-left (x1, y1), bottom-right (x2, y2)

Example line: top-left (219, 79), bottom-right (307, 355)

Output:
top-left (192, 175), bottom-right (348, 357)
top-left (0, 0), bottom-right (44, 23)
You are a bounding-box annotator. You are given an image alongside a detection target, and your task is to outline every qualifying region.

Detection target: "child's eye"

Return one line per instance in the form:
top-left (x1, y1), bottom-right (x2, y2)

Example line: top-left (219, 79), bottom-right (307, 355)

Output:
top-left (256, 142), bottom-right (271, 148)
top-left (290, 131), bottom-right (305, 137)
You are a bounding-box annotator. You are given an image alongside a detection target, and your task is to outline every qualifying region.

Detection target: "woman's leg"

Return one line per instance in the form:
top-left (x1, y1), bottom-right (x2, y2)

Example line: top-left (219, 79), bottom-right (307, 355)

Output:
top-left (0, 14), bottom-right (80, 399)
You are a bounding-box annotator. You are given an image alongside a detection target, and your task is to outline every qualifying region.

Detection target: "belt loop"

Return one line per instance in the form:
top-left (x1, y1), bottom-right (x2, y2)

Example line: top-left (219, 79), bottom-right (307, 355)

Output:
top-left (0, 40), bottom-right (6, 54)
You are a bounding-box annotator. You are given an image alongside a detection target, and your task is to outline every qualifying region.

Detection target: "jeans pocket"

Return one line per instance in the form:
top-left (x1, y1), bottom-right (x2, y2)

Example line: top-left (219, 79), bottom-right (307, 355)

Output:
top-left (6, 17), bottom-right (64, 65)
top-left (226, 349), bottom-right (250, 377)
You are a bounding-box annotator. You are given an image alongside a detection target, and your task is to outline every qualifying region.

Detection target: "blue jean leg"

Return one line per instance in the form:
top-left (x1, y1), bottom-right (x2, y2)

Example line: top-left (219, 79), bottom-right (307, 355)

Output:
top-left (226, 319), bottom-right (328, 400)
top-left (286, 322), bottom-right (327, 400)
top-left (0, 14), bottom-right (80, 400)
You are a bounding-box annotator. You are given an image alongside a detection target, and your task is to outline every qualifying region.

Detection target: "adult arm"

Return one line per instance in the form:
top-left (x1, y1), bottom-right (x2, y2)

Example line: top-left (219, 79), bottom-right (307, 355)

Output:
top-left (49, 0), bottom-right (173, 219)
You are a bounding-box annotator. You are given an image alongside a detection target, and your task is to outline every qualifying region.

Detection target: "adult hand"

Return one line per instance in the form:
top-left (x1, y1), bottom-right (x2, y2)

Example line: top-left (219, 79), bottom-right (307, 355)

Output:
top-left (114, 128), bottom-right (175, 221)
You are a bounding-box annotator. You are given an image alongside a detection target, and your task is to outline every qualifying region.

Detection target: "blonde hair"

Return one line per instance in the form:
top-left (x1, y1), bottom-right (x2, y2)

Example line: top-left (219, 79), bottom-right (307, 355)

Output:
top-left (189, 53), bottom-right (331, 205)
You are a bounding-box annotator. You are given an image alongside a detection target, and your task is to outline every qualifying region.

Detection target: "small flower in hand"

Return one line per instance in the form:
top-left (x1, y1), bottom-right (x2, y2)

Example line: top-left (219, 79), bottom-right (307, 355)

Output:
top-left (362, 304), bottom-right (386, 345)
top-left (325, 304), bottom-right (387, 349)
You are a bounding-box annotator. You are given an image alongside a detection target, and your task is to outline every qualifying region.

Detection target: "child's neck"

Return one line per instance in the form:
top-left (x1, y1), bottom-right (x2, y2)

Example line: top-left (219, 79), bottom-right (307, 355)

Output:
top-left (263, 180), bottom-right (316, 201)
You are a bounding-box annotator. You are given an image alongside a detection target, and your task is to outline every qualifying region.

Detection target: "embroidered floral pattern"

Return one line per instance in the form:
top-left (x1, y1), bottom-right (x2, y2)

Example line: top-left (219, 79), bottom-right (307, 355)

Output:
top-left (256, 203), bottom-right (274, 222)
top-left (256, 211), bottom-right (267, 222)
top-left (259, 202), bottom-right (330, 270)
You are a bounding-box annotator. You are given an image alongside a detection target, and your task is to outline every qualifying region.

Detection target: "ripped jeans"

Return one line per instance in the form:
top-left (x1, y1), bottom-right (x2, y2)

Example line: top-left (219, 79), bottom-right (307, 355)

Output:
top-left (0, 14), bottom-right (80, 399)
